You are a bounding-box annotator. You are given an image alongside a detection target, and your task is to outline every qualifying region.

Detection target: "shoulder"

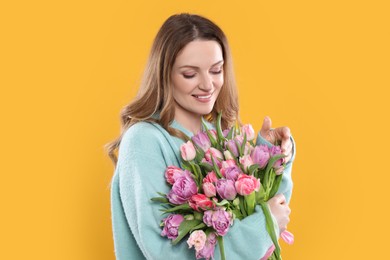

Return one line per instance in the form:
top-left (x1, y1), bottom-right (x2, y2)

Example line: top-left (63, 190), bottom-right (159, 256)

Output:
top-left (121, 121), bottom-right (166, 149)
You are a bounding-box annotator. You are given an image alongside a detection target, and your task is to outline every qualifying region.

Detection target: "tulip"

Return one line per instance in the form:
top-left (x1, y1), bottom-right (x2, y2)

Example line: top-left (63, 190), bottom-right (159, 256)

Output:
top-left (281, 230), bottom-right (294, 245)
top-left (260, 244), bottom-right (275, 260)
top-left (235, 174), bottom-right (260, 196)
top-left (202, 182), bottom-right (216, 197)
top-left (192, 131), bottom-right (211, 152)
top-left (239, 155), bottom-right (254, 172)
top-left (195, 232), bottom-right (217, 260)
top-left (203, 208), bottom-right (233, 236)
top-left (203, 171), bottom-right (218, 183)
top-left (187, 230), bottom-right (207, 252)
top-left (216, 179), bottom-right (237, 200)
top-left (241, 124), bottom-right (255, 141)
top-left (189, 194), bottom-right (214, 211)
top-left (161, 214), bottom-right (184, 240)
top-left (180, 141), bottom-right (196, 161)
top-left (167, 175), bottom-right (198, 204)
top-left (164, 166), bottom-right (190, 185)
top-left (251, 145), bottom-right (270, 169)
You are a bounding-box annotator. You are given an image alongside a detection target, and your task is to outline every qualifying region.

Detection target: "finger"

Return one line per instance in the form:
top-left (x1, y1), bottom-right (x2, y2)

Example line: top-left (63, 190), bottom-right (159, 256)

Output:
top-left (281, 140), bottom-right (292, 156)
top-left (273, 193), bottom-right (286, 204)
top-left (260, 116), bottom-right (272, 138)
top-left (284, 152), bottom-right (292, 164)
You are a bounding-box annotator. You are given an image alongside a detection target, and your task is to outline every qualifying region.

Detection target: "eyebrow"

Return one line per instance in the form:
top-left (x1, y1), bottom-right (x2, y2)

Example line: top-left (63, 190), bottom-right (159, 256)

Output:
top-left (178, 60), bottom-right (224, 69)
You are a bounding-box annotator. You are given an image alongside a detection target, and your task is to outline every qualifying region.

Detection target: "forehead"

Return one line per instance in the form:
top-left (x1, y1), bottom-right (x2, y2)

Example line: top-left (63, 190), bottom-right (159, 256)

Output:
top-left (173, 40), bottom-right (223, 68)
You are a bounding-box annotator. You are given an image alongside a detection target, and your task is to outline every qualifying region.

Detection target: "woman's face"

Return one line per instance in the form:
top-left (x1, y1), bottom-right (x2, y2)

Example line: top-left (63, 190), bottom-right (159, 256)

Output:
top-left (171, 40), bottom-right (224, 121)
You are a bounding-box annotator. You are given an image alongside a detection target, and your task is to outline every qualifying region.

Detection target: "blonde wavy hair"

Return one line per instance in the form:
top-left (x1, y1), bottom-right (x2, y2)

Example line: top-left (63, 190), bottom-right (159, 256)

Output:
top-left (105, 13), bottom-right (239, 165)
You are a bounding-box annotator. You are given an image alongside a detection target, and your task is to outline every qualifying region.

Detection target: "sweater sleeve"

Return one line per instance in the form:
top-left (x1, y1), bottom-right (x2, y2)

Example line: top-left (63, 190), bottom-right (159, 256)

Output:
top-left (116, 124), bottom-right (295, 260)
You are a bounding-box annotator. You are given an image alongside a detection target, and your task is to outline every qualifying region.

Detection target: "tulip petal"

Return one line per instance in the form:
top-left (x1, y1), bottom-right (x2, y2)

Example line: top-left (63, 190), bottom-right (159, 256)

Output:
top-left (280, 230), bottom-right (294, 245)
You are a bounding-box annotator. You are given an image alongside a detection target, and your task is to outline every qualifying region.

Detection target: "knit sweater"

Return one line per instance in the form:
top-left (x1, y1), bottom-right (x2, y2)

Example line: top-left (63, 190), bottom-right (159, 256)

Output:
top-left (111, 119), bottom-right (296, 260)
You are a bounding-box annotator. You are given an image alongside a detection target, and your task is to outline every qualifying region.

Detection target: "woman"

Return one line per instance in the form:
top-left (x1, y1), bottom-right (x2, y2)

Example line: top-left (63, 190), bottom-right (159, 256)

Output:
top-left (106, 13), bottom-right (295, 260)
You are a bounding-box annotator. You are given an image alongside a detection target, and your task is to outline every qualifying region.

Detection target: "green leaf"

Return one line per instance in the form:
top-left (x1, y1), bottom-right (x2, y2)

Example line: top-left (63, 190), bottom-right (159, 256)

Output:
top-left (269, 173), bottom-right (283, 199)
top-left (161, 203), bottom-right (191, 213)
top-left (216, 112), bottom-right (227, 144)
top-left (215, 199), bottom-right (230, 207)
top-left (172, 219), bottom-right (202, 245)
top-left (259, 202), bottom-right (281, 258)
top-left (190, 223), bottom-right (207, 232)
top-left (240, 132), bottom-right (247, 157)
top-left (211, 156), bottom-right (223, 179)
top-left (226, 126), bottom-right (234, 139)
top-left (249, 164), bottom-right (260, 176)
top-left (255, 183), bottom-right (266, 203)
top-left (264, 154), bottom-right (286, 177)
top-left (202, 119), bottom-right (218, 148)
top-left (232, 208), bottom-right (244, 220)
top-left (244, 192), bottom-right (256, 216)
top-left (151, 197), bottom-right (169, 203)
top-left (199, 162), bottom-right (213, 172)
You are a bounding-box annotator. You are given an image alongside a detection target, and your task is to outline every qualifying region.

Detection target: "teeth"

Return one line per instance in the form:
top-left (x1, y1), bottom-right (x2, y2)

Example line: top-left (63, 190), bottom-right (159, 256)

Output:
top-left (195, 94), bottom-right (212, 99)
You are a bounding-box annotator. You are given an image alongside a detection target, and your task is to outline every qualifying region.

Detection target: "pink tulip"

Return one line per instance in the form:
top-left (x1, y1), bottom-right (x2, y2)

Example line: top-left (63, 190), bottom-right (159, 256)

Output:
top-left (187, 230), bottom-right (207, 252)
top-left (180, 141), bottom-right (196, 161)
top-left (281, 230), bottom-right (294, 245)
top-left (239, 155), bottom-right (254, 171)
top-left (164, 166), bottom-right (190, 185)
top-left (235, 174), bottom-right (260, 196)
top-left (205, 147), bottom-right (224, 166)
top-left (202, 182), bottom-right (216, 197)
top-left (203, 171), bottom-right (218, 184)
top-left (260, 244), bottom-right (275, 260)
top-left (221, 159), bottom-right (237, 169)
top-left (241, 124), bottom-right (255, 141)
top-left (189, 194), bottom-right (214, 211)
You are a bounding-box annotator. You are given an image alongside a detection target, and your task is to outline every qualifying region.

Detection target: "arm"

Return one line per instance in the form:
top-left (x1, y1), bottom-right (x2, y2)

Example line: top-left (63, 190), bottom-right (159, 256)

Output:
top-left (117, 123), bottom-right (292, 260)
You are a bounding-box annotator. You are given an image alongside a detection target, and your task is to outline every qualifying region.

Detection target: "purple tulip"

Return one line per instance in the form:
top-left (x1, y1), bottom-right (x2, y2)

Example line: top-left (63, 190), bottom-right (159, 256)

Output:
top-left (221, 165), bottom-right (241, 181)
top-left (216, 179), bottom-right (237, 200)
top-left (161, 214), bottom-right (184, 240)
top-left (225, 139), bottom-right (239, 157)
top-left (203, 208), bottom-right (233, 236)
top-left (195, 232), bottom-right (217, 260)
top-left (192, 131), bottom-right (211, 152)
top-left (167, 175), bottom-right (198, 204)
top-left (270, 145), bottom-right (283, 169)
top-left (251, 145), bottom-right (270, 169)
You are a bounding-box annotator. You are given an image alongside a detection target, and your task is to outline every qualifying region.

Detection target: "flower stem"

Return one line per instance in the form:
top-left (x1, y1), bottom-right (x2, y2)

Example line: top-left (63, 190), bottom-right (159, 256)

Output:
top-left (259, 202), bottom-right (281, 260)
top-left (217, 236), bottom-right (226, 260)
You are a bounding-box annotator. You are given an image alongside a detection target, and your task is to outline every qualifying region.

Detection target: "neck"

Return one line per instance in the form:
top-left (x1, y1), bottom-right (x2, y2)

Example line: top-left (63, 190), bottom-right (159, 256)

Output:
top-left (174, 108), bottom-right (203, 135)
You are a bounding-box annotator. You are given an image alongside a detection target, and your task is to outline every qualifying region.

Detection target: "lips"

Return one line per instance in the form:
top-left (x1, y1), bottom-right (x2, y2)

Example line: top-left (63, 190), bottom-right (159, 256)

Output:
top-left (192, 94), bottom-right (212, 99)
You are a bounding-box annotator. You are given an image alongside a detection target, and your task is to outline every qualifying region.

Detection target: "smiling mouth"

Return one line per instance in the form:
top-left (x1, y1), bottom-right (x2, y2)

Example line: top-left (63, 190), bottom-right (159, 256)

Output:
top-left (192, 93), bottom-right (212, 99)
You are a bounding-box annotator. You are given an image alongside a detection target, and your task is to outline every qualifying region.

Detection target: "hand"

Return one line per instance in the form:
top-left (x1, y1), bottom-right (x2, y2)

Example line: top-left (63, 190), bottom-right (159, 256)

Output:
top-left (267, 193), bottom-right (291, 233)
top-left (260, 116), bottom-right (293, 163)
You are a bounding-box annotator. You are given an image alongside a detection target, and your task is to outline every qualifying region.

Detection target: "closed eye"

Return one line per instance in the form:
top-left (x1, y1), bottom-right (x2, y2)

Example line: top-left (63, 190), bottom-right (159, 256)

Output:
top-left (183, 74), bottom-right (196, 79)
top-left (210, 70), bottom-right (222, 75)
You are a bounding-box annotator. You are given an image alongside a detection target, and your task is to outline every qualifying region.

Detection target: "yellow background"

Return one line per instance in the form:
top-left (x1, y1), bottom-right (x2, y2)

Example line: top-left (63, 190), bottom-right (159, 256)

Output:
top-left (1, 0), bottom-right (389, 259)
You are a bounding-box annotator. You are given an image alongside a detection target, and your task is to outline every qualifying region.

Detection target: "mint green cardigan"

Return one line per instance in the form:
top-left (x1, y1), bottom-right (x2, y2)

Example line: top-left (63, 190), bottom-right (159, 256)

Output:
top-left (111, 120), bottom-right (295, 259)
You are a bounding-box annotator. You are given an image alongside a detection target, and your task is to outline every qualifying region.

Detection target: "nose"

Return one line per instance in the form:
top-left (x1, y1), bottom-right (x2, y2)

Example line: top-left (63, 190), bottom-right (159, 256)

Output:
top-left (198, 73), bottom-right (213, 92)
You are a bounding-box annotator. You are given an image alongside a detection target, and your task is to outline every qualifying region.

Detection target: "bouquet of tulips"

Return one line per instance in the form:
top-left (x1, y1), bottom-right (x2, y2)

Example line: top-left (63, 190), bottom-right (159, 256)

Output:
top-left (152, 113), bottom-right (293, 260)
